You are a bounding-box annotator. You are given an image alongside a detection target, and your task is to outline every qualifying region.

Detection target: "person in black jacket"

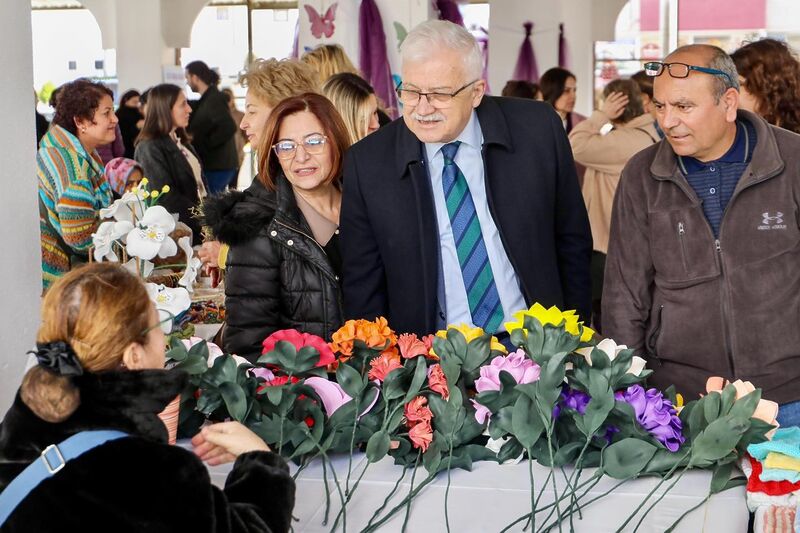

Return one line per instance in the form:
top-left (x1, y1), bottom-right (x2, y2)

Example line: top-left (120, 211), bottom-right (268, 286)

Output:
top-left (201, 94), bottom-right (350, 361)
top-left (185, 61), bottom-right (240, 193)
top-left (340, 21), bottom-right (592, 337)
top-left (116, 89), bottom-right (143, 158)
top-left (135, 84), bottom-right (207, 244)
top-left (0, 263), bottom-right (294, 532)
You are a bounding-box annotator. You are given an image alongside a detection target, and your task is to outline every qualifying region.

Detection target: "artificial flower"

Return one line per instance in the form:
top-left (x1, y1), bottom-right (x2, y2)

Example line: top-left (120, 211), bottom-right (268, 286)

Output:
top-left (91, 220), bottom-right (133, 262)
top-left (575, 338), bottom-right (647, 376)
top-left (303, 376), bottom-right (379, 418)
top-left (434, 323), bottom-right (508, 355)
top-left (474, 349), bottom-right (541, 393)
top-left (145, 283), bottom-right (191, 332)
top-left (706, 377), bottom-right (780, 435)
top-left (505, 303), bottom-right (595, 342)
top-left (181, 337), bottom-right (251, 367)
top-left (368, 350), bottom-right (403, 382)
top-left (553, 386), bottom-right (591, 419)
top-left (329, 317), bottom-right (397, 358)
top-left (427, 364), bottom-right (450, 400)
top-left (408, 421), bottom-right (433, 452)
top-left (472, 400), bottom-right (493, 425)
top-left (256, 375), bottom-right (300, 394)
top-left (616, 385), bottom-right (685, 452)
top-left (405, 396), bottom-right (433, 426)
top-left (125, 205), bottom-right (177, 260)
top-left (99, 190), bottom-right (146, 224)
top-left (177, 236), bottom-right (202, 292)
top-left (397, 333), bottom-right (429, 359)
top-left (421, 334), bottom-right (438, 360)
top-left (262, 329), bottom-right (335, 368)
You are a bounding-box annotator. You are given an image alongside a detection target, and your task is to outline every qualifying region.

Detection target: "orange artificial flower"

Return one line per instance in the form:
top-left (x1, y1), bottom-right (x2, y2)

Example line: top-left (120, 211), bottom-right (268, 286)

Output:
top-left (329, 317), bottom-right (398, 359)
top-left (368, 349), bottom-right (403, 382)
top-left (405, 396), bottom-right (433, 426)
top-left (409, 421), bottom-right (433, 452)
top-left (428, 364), bottom-right (450, 400)
top-left (398, 333), bottom-right (429, 359)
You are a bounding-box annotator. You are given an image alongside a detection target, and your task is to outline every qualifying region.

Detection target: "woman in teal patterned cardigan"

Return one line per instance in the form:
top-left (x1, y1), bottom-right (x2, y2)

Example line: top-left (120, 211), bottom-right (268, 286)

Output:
top-left (37, 79), bottom-right (117, 290)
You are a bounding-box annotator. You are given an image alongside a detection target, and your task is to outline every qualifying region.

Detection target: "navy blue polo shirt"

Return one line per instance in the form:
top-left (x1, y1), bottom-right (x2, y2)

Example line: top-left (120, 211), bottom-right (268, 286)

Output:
top-left (677, 120), bottom-right (756, 238)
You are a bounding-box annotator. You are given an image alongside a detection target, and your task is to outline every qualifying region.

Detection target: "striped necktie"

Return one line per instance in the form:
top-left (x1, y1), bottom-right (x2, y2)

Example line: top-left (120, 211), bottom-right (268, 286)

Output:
top-left (440, 141), bottom-right (504, 333)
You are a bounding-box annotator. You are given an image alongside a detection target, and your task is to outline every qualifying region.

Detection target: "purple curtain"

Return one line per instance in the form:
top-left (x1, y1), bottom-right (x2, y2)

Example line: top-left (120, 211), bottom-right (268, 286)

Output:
top-left (436, 0), bottom-right (465, 26)
top-left (476, 28), bottom-right (490, 93)
top-left (512, 22), bottom-right (538, 83)
top-left (291, 18), bottom-right (299, 59)
top-left (359, 0), bottom-right (398, 118)
top-left (558, 23), bottom-right (569, 68)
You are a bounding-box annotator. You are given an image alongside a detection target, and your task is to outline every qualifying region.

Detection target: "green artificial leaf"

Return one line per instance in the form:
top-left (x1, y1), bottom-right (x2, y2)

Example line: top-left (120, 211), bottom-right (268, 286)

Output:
top-left (203, 355), bottom-right (238, 388)
top-left (403, 356), bottom-right (429, 404)
top-left (709, 462), bottom-right (734, 494)
top-left (294, 346), bottom-right (322, 373)
top-left (578, 374), bottom-right (614, 437)
top-left (387, 403), bottom-right (406, 432)
top-left (509, 328), bottom-right (527, 350)
top-left (219, 381), bottom-right (247, 421)
top-left (265, 386), bottom-right (283, 406)
top-left (366, 430), bottom-right (391, 462)
top-left (589, 347), bottom-right (612, 369)
top-left (175, 354), bottom-right (209, 375)
top-left (249, 414), bottom-right (284, 445)
top-left (463, 334), bottom-right (491, 373)
top-left (166, 337), bottom-right (189, 362)
top-left (422, 438), bottom-right (442, 474)
top-left (336, 362), bottom-right (365, 398)
top-left (522, 314), bottom-right (545, 359)
top-left (491, 405), bottom-right (515, 435)
top-left (382, 365), bottom-right (409, 400)
top-left (274, 340), bottom-right (298, 371)
top-left (445, 328), bottom-right (468, 363)
top-left (728, 388), bottom-right (762, 421)
top-left (683, 396), bottom-right (710, 440)
top-left (498, 438), bottom-right (524, 463)
top-left (642, 447), bottom-right (690, 475)
top-left (358, 385), bottom-right (381, 415)
top-left (187, 340), bottom-right (210, 360)
top-left (553, 441), bottom-right (584, 467)
top-left (541, 324), bottom-right (581, 359)
top-left (736, 418), bottom-right (775, 454)
top-left (429, 389), bottom-right (464, 437)
top-left (601, 438), bottom-right (658, 479)
top-left (196, 389), bottom-right (222, 416)
top-left (703, 392), bottom-right (722, 424)
top-left (719, 383), bottom-right (737, 416)
top-left (464, 444), bottom-right (500, 464)
top-left (690, 415), bottom-right (750, 467)
top-left (512, 394), bottom-right (545, 448)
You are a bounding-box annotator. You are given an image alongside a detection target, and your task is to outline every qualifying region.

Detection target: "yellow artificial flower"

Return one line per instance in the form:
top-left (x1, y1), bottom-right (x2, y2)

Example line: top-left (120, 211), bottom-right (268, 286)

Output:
top-left (161, 185), bottom-right (171, 193)
top-left (150, 190), bottom-right (160, 199)
top-left (505, 303), bottom-right (595, 342)
top-left (435, 323), bottom-right (507, 354)
top-left (140, 177), bottom-right (149, 187)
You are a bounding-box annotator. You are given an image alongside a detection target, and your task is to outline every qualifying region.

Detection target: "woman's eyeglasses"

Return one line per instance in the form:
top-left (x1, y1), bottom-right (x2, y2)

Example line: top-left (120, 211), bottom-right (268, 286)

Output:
top-left (142, 308), bottom-right (176, 336)
top-left (272, 134), bottom-right (328, 160)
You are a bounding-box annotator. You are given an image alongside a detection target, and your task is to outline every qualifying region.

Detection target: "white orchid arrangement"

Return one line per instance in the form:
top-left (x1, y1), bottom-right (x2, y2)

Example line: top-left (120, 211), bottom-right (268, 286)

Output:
top-left (91, 178), bottom-right (199, 329)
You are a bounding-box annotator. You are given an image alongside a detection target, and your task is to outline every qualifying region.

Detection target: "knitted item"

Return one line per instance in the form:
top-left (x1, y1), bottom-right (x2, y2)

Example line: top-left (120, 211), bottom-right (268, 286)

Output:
top-left (766, 453), bottom-right (800, 473)
top-left (748, 455), bottom-right (800, 496)
top-left (749, 428), bottom-right (800, 461)
top-left (38, 125), bottom-right (113, 289)
top-left (753, 505), bottom-right (796, 533)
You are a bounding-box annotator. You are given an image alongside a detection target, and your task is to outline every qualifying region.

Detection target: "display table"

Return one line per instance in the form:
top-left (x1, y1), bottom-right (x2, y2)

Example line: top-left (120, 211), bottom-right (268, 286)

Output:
top-left (203, 451), bottom-right (748, 532)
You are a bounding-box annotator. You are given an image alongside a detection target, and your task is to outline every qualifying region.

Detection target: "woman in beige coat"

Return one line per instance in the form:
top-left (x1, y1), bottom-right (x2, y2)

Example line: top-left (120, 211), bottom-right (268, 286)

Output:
top-left (569, 78), bottom-right (660, 331)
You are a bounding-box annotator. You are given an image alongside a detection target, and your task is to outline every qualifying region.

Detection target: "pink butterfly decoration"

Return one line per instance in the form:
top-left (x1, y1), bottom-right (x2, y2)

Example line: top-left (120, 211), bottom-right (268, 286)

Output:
top-left (304, 2), bottom-right (338, 39)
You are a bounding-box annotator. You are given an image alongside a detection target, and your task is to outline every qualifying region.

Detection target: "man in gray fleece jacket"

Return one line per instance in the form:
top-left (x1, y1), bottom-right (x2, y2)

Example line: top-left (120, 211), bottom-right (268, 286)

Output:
top-left (603, 44), bottom-right (800, 427)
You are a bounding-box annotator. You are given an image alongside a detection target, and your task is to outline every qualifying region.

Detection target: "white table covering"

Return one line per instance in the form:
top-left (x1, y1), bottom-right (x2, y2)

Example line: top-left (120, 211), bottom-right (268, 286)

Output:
top-left (203, 451), bottom-right (748, 532)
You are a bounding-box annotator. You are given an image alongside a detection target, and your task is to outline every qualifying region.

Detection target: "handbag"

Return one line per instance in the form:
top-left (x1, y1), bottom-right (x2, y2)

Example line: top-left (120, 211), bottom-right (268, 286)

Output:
top-left (0, 430), bottom-right (128, 526)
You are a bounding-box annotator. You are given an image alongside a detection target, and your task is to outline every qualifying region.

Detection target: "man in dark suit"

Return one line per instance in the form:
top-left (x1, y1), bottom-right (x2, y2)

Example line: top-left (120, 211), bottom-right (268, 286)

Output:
top-left (340, 20), bottom-right (592, 337)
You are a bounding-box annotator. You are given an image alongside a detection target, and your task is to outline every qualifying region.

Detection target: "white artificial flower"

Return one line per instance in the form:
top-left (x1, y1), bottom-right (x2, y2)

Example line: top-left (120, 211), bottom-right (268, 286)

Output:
top-left (121, 258), bottom-right (154, 278)
top-left (146, 283), bottom-right (191, 333)
top-left (99, 191), bottom-right (146, 223)
top-left (91, 221), bottom-right (132, 262)
top-left (575, 338), bottom-right (647, 376)
top-left (177, 236), bottom-right (201, 293)
top-left (483, 431), bottom-right (524, 465)
top-left (126, 205), bottom-right (177, 261)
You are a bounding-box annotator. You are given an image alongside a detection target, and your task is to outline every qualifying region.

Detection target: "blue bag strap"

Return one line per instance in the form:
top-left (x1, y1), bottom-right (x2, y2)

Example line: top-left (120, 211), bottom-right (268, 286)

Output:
top-left (0, 429), bottom-right (128, 526)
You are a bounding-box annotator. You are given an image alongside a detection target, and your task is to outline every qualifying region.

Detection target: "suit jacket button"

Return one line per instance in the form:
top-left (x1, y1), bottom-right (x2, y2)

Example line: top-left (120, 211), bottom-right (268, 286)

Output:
top-left (270, 230), bottom-right (277, 237)
top-left (287, 239), bottom-right (294, 246)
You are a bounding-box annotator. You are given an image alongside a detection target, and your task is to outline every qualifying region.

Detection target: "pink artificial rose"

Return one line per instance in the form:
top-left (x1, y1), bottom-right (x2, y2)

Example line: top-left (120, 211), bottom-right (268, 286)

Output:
top-left (427, 364), bottom-right (450, 400)
top-left (261, 329), bottom-right (335, 368)
top-left (475, 349), bottom-right (541, 393)
top-left (471, 399), bottom-right (492, 425)
top-left (398, 333), bottom-right (429, 359)
top-left (409, 421), bottom-right (433, 452)
top-left (368, 350), bottom-right (403, 382)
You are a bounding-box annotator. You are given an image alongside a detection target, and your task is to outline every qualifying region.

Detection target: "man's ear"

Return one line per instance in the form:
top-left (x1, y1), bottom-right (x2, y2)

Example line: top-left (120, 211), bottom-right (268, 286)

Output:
top-left (722, 87), bottom-right (739, 123)
top-left (471, 79), bottom-right (487, 108)
top-left (121, 341), bottom-right (145, 370)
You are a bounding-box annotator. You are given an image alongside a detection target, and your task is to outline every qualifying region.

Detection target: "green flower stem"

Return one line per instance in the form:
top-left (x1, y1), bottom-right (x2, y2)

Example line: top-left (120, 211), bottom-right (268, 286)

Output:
top-left (277, 372), bottom-right (293, 457)
top-left (632, 463), bottom-right (691, 532)
top-left (292, 458), bottom-right (310, 481)
top-left (545, 429), bottom-right (563, 533)
top-left (148, 263), bottom-right (188, 271)
top-left (528, 450), bottom-right (536, 532)
top-left (298, 425), bottom-right (346, 531)
top-left (540, 477), bottom-right (625, 533)
top-left (663, 494), bottom-right (711, 533)
top-left (401, 453), bottom-right (422, 533)
top-left (364, 465), bottom-right (409, 530)
top-left (361, 470), bottom-right (437, 533)
top-left (332, 461), bottom-right (371, 532)
top-left (345, 391), bottom-right (360, 494)
top-left (613, 449), bottom-right (691, 533)
top-left (321, 456), bottom-right (332, 526)
top-left (444, 436), bottom-right (455, 533)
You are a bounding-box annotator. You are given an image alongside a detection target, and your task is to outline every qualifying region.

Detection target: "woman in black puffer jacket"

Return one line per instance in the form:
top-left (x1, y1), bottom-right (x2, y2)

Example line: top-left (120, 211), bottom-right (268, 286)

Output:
top-left (202, 94), bottom-right (350, 361)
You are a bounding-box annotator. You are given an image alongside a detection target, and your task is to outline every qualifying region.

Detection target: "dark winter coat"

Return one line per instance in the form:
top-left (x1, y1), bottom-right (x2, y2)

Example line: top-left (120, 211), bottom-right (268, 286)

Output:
top-left (135, 136), bottom-right (205, 244)
top-left (188, 86), bottom-right (239, 171)
top-left (202, 175), bottom-right (343, 361)
top-left (0, 369), bottom-right (295, 532)
top-left (116, 105), bottom-right (142, 159)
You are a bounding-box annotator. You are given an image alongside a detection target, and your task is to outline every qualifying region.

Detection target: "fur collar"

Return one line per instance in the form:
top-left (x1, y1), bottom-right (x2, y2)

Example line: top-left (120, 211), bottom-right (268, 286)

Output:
top-left (0, 369), bottom-right (187, 467)
top-left (200, 179), bottom-right (277, 246)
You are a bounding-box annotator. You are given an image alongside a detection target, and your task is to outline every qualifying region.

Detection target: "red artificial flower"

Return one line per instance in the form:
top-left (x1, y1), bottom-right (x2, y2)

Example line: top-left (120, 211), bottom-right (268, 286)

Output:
top-left (304, 416), bottom-right (315, 428)
top-left (256, 375), bottom-right (300, 394)
top-left (262, 329), bottom-right (335, 368)
top-left (193, 388), bottom-right (202, 400)
top-left (428, 364), bottom-right (450, 400)
top-left (409, 421), bottom-right (433, 452)
top-left (404, 396), bottom-right (433, 427)
top-left (368, 349), bottom-right (403, 382)
top-left (398, 333), bottom-right (429, 359)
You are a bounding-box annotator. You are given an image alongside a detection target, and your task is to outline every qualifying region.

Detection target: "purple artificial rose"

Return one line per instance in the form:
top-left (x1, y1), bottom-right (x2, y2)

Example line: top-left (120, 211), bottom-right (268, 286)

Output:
top-left (475, 349), bottom-right (541, 393)
top-left (554, 387), bottom-right (591, 419)
top-left (615, 385), bottom-right (685, 452)
top-left (472, 349), bottom-right (541, 424)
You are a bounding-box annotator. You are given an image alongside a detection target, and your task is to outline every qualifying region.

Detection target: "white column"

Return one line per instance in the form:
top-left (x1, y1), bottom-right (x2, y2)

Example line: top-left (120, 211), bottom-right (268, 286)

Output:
top-left (0, 0), bottom-right (43, 412)
top-left (115, 0), bottom-right (173, 94)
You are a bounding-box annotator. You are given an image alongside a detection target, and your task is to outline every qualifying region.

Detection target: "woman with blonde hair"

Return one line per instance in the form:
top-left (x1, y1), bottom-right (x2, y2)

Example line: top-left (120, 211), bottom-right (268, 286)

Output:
top-left (321, 72), bottom-right (380, 143)
top-left (301, 43), bottom-right (359, 83)
top-left (0, 263), bottom-right (294, 531)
